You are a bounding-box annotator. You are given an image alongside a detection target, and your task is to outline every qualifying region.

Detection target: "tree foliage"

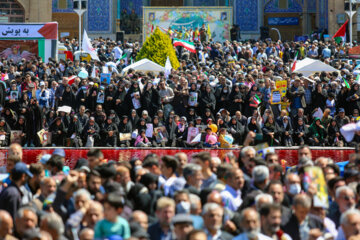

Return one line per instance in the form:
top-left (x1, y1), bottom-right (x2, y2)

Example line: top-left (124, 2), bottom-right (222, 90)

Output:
top-left (136, 27), bottom-right (180, 70)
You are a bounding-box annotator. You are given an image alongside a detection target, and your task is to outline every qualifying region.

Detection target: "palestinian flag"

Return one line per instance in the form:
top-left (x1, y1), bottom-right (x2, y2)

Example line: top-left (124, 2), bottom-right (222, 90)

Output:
top-left (343, 77), bottom-right (351, 89)
top-left (173, 38), bottom-right (196, 53)
top-left (254, 94), bottom-right (262, 105)
top-left (333, 20), bottom-right (348, 44)
top-left (291, 51), bottom-right (298, 72)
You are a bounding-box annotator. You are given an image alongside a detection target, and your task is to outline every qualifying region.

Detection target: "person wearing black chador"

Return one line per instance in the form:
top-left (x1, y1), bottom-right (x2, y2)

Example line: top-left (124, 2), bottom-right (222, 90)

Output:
top-left (50, 117), bottom-right (67, 146)
top-left (102, 116), bottom-right (118, 147)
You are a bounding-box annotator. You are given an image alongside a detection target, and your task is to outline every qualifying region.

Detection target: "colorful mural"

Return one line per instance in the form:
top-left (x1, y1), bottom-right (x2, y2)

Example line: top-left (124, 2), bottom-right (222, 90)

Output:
top-left (143, 7), bottom-right (232, 42)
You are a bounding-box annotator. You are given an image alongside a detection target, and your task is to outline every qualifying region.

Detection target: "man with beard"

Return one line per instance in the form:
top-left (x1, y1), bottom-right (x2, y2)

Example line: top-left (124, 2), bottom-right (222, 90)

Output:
top-left (260, 203), bottom-right (291, 240)
top-left (234, 208), bottom-right (271, 240)
top-left (202, 203), bottom-right (233, 240)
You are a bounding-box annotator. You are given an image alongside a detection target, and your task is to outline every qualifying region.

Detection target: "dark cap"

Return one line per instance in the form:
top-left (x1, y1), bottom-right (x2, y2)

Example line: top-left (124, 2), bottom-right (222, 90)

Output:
top-left (12, 162), bottom-right (33, 178)
top-left (172, 214), bottom-right (193, 225)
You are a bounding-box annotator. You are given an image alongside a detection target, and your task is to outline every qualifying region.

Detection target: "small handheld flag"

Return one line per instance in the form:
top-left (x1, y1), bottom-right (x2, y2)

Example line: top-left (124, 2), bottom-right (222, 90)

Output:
top-left (343, 77), bottom-right (351, 89)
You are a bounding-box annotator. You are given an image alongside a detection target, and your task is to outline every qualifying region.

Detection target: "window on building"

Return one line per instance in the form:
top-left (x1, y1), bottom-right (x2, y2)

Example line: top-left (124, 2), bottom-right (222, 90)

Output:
top-left (58, 0), bottom-right (68, 9)
top-left (0, 0), bottom-right (24, 22)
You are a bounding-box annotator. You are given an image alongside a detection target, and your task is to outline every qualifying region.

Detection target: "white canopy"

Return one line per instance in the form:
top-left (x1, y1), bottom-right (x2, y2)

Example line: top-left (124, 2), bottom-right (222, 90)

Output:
top-left (293, 58), bottom-right (339, 77)
top-left (121, 58), bottom-right (165, 75)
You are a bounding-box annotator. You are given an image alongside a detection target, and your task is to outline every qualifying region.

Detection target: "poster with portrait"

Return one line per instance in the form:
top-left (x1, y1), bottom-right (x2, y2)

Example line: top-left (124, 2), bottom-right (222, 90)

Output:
top-left (10, 130), bottom-right (22, 144)
top-left (100, 73), bottom-right (111, 85)
top-left (9, 91), bottom-right (18, 100)
top-left (97, 92), bottom-right (105, 103)
top-left (37, 129), bottom-right (52, 147)
top-left (146, 123), bottom-right (153, 138)
top-left (188, 92), bottom-right (198, 106)
top-left (303, 166), bottom-right (329, 208)
top-left (154, 126), bottom-right (168, 142)
top-left (0, 40), bottom-right (37, 63)
top-left (187, 127), bottom-right (200, 143)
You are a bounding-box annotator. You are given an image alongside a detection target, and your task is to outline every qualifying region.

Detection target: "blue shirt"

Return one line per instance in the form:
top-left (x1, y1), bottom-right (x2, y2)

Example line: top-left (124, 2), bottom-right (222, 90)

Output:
top-left (201, 173), bottom-right (217, 189)
top-left (94, 216), bottom-right (131, 239)
top-left (322, 48), bottom-right (331, 58)
top-left (220, 185), bottom-right (242, 211)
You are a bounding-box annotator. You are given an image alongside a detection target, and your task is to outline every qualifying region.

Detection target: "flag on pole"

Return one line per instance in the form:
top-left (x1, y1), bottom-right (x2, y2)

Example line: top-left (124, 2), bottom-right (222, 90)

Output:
top-left (82, 30), bottom-right (100, 61)
top-left (332, 20), bottom-right (348, 44)
top-left (116, 53), bottom-right (127, 65)
top-left (343, 77), bottom-right (351, 89)
top-left (173, 39), bottom-right (196, 53)
top-left (165, 56), bottom-right (172, 78)
top-left (291, 51), bottom-right (298, 72)
top-left (207, 24), bottom-right (212, 40)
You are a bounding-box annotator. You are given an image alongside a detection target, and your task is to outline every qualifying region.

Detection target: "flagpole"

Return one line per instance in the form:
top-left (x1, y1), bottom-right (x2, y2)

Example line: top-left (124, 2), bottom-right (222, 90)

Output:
top-left (345, 0), bottom-right (355, 46)
top-left (74, 0), bottom-right (87, 53)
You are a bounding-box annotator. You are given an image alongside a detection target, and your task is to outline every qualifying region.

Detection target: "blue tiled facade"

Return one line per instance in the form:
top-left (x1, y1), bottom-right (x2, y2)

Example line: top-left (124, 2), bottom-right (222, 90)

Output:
top-left (235, 0), bottom-right (259, 32)
top-left (87, 0), bottom-right (112, 33)
top-left (264, 0), bottom-right (303, 13)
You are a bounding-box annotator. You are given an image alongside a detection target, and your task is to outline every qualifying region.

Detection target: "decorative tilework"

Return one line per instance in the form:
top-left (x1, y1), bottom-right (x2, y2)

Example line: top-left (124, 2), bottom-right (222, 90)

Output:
top-left (264, 0), bottom-right (302, 13)
top-left (52, 0), bottom-right (74, 13)
top-left (87, 0), bottom-right (112, 33)
top-left (121, 0), bottom-right (143, 17)
top-left (235, 0), bottom-right (258, 32)
top-left (193, 0), bottom-right (216, 6)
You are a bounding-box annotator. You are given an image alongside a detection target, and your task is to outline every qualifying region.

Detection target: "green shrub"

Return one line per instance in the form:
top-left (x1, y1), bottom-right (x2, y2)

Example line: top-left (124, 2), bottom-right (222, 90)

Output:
top-left (136, 27), bottom-right (180, 70)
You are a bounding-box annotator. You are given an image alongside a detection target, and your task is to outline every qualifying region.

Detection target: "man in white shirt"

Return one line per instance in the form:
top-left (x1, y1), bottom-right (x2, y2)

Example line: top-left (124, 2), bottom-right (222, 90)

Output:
top-left (220, 168), bottom-right (244, 211)
top-left (113, 43), bottom-right (123, 60)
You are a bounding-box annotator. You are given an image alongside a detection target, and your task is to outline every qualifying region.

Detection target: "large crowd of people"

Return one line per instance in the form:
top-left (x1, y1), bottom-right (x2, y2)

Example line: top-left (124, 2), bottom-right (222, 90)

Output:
top-left (0, 143), bottom-right (358, 240)
top-left (0, 36), bottom-right (359, 148)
